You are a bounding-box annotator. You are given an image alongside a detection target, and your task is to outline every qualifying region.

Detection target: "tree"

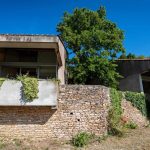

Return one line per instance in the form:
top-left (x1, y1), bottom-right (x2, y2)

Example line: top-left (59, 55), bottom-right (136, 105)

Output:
top-left (57, 6), bottom-right (125, 88)
top-left (119, 53), bottom-right (146, 59)
top-left (126, 53), bottom-right (136, 59)
top-left (137, 55), bottom-right (145, 59)
top-left (119, 53), bottom-right (127, 59)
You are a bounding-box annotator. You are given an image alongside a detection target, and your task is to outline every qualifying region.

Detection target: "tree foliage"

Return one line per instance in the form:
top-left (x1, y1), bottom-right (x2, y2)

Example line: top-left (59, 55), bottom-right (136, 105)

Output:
top-left (119, 53), bottom-right (146, 59)
top-left (57, 6), bottom-right (125, 88)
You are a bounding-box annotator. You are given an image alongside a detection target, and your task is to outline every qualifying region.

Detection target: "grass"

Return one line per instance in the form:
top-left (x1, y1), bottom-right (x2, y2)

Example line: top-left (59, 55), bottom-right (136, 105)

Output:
top-left (0, 128), bottom-right (150, 150)
top-left (13, 139), bottom-right (22, 147)
top-left (0, 140), bottom-right (6, 149)
top-left (124, 122), bottom-right (138, 129)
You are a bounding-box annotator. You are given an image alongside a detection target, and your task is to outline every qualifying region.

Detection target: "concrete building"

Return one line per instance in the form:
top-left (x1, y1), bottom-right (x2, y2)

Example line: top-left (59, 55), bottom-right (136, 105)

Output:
top-left (117, 59), bottom-right (150, 94)
top-left (117, 59), bottom-right (150, 117)
top-left (0, 34), bottom-right (67, 84)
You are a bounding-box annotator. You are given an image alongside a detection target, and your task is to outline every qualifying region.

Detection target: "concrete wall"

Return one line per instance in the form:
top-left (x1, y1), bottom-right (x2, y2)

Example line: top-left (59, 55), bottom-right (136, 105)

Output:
top-left (117, 60), bottom-right (150, 77)
top-left (0, 85), bottom-right (110, 140)
top-left (0, 80), bottom-right (58, 106)
top-left (58, 39), bottom-right (67, 85)
top-left (119, 74), bottom-right (144, 92)
top-left (117, 60), bottom-right (150, 92)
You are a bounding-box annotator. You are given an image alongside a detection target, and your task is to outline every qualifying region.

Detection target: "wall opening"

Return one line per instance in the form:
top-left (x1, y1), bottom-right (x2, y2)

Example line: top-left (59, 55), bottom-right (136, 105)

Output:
top-left (141, 71), bottom-right (150, 118)
top-left (0, 48), bottom-right (58, 79)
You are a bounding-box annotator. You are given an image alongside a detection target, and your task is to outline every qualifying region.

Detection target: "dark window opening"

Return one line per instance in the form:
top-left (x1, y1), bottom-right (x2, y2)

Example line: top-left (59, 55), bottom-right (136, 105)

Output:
top-left (18, 50), bottom-right (38, 62)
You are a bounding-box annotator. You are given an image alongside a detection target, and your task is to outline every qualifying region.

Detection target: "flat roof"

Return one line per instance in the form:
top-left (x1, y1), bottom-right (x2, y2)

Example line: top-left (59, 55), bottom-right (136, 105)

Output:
top-left (0, 34), bottom-right (64, 45)
top-left (117, 58), bottom-right (150, 61)
top-left (0, 34), bottom-right (67, 66)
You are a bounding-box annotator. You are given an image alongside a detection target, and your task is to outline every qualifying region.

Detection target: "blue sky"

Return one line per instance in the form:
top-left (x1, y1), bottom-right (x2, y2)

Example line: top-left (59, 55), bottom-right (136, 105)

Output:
top-left (0, 0), bottom-right (149, 56)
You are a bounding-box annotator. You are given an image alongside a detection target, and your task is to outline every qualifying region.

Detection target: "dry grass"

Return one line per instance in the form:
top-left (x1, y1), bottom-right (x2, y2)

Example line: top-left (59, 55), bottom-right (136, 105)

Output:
top-left (1, 127), bottom-right (150, 150)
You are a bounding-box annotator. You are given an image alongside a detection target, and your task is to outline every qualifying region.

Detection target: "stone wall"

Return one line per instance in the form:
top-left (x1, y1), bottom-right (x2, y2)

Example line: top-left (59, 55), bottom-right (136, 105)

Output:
top-left (0, 85), bottom-right (148, 141)
top-left (122, 99), bottom-right (149, 127)
top-left (0, 85), bottom-right (110, 140)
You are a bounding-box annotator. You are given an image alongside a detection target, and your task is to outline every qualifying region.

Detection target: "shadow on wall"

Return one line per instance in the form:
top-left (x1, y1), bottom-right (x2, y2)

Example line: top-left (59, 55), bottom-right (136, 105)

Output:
top-left (0, 106), bottom-right (56, 125)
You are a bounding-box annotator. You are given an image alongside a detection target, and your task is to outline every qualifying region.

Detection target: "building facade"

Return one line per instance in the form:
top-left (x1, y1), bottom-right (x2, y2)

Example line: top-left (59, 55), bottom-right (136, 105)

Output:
top-left (0, 34), bottom-right (67, 84)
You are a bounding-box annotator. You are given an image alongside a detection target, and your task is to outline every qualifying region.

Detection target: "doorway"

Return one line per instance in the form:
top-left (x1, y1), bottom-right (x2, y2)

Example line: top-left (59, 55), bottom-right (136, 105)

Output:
top-left (141, 71), bottom-right (150, 118)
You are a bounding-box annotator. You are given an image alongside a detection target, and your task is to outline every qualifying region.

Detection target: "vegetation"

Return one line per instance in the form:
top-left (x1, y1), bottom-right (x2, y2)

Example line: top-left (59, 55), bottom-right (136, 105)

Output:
top-left (119, 52), bottom-right (146, 59)
top-left (17, 75), bottom-right (39, 102)
top-left (57, 6), bottom-right (125, 88)
top-left (0, 140), bottom-right (6, 149)
top-left (13, 139), bottom-right (22, 147)
top-left (124, 121), bottom-right (138, 129)
top-left (108, 88), bottom-right (124, 136)
top-left (72, 132), bottom-right (93, 147)
top-left (125, 91), bottom-right (147, 116)
top-left (72, 132), bottom-right (108, 147)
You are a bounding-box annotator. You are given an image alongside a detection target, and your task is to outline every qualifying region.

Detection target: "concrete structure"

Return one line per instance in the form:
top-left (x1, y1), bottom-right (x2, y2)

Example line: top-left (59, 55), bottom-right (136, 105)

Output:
top-left (0, 85), bottom-right (147, 141)
top-left (117, 59), bottom-right (150, 94)
top-left (0, 80), bottom-right (58, 106)
top-left (0, 85), bottom-right (110, 140)
top-left (0, 34), bottom-right (67, 84)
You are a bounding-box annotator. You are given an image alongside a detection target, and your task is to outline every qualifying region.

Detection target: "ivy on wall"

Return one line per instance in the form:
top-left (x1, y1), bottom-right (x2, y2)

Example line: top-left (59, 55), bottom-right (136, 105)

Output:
top-left (125, 91), bottom-right (147, 116)
top-left (17, 75), bottom-right (39, 102)
top-left (108, 88), bottom-right (123, 136)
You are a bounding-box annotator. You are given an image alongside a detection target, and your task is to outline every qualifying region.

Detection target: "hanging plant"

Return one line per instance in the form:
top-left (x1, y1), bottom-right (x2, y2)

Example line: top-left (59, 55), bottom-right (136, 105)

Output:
top-left (17, 74), bottom-right (39, 102)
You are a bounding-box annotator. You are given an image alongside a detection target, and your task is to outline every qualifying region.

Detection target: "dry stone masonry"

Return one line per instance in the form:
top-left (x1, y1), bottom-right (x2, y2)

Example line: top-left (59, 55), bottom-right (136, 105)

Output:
top-left (0, 85), bottom-right (110, 140)
top-left (0, 85), bottom-right (148, 141)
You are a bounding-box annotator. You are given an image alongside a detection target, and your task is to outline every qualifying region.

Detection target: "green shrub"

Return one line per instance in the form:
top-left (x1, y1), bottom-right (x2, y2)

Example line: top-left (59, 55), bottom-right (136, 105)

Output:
top-left (124, 121), bottom-right (138, 129)
top-left (108, 88), bottom-right (123, 136)
top-left (72, 132), bottom-right (92, 147)
top-left (17, 75), bottom-right (39, 102)
top-left (125, 91), bottom-right (147, 116)
top-left (0, 140), bottom-right (6, 149)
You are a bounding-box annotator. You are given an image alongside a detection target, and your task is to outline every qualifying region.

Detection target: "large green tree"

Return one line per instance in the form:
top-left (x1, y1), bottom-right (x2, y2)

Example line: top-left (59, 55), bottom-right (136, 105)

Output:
top-left (57, 6), bottom-right (125, 88)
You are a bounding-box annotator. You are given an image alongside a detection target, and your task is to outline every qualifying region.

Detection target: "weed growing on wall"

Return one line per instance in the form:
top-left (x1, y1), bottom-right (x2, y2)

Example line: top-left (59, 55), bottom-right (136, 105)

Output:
top-left (17, 75), bottom-right (39, 102)
top-left (125, 91), bottom-right (147, 116)
top-left (108, 88), bottom-right (123, 136)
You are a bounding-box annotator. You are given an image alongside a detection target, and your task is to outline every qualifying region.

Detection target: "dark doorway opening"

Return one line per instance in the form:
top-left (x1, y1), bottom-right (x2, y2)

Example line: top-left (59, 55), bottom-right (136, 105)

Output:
top-left (141, 71), bottom-right (150, 119)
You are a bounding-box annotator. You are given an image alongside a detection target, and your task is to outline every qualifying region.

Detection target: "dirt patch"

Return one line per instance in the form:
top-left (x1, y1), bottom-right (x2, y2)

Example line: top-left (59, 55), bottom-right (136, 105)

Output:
top-left (1, 127), bottom-right (150, 150)
top-left (88, 127), bottom-right (150, 150)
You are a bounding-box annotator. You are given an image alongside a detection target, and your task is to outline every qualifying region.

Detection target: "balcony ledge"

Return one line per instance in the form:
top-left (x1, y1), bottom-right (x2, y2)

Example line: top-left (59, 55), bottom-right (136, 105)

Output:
top-left (0, 80), bottom-right (58, 106)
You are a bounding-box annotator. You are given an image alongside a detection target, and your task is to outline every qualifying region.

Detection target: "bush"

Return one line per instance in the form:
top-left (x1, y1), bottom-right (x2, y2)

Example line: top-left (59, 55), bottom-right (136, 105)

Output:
top-left (125, 91), bottom-right (147, 116)
top-left (124, 121), bottom-right (138, 129)
top-left (17, 75), bottom-right (39, 102)
top-left (108, 88), bottom-right (123, 136)
top-left (72, 132), bottom-right (92, 147)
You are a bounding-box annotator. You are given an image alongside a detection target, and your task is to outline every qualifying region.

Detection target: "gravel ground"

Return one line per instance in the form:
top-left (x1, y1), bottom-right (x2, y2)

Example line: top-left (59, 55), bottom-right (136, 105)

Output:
top-left (1, 127), bottom-right (150, 150)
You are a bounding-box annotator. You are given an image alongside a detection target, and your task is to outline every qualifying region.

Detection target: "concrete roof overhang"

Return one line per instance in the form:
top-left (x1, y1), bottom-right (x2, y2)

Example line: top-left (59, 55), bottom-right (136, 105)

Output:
top-left (0, 34), bottom-right (67, 66)
top-left (116, 59), bottom-right (150, 77)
